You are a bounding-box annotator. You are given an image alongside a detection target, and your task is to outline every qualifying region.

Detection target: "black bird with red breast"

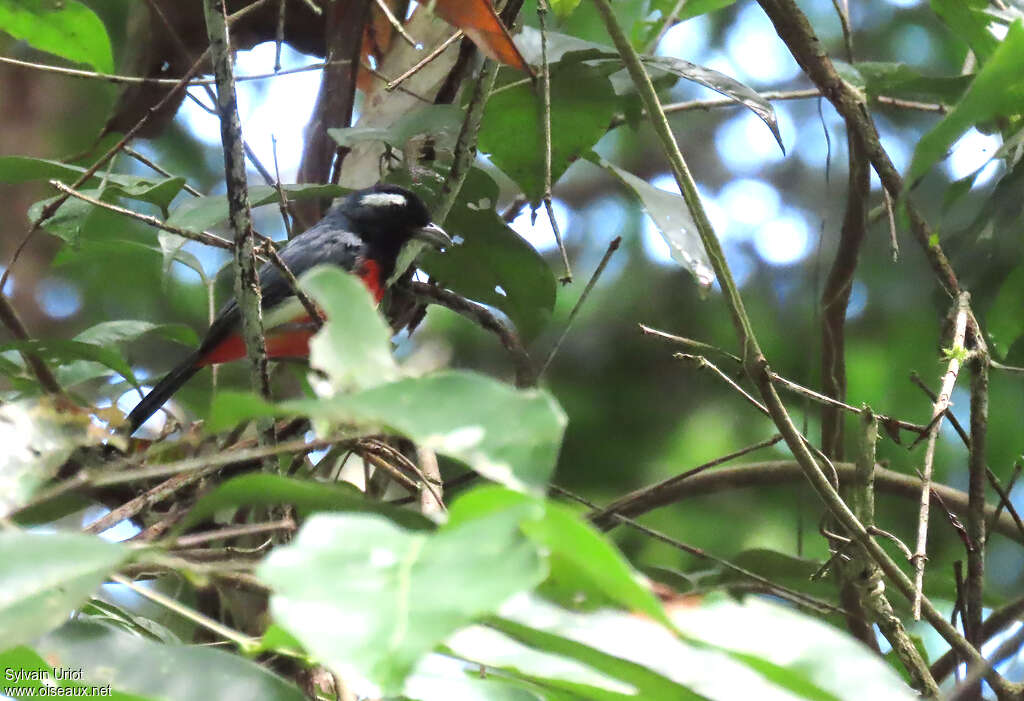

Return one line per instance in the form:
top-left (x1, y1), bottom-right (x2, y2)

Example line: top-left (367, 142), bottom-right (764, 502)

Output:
top-left (126, 183), bottom-right (451, 433)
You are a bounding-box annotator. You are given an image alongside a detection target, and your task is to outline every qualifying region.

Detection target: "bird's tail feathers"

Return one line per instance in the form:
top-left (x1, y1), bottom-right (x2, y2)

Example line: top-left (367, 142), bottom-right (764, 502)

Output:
top-left (126, 353), bottom-right (201, 433)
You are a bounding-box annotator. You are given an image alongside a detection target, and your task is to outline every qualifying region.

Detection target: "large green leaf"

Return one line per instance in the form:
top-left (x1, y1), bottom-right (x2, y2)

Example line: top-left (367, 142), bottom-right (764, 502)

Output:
top-left (845, 62), bottom-right (972, 105)
top-left (0, 646), bottom-right (146, 700)
top-left (908, 20), bottom-right (1024, 183)
top-left (165, 183), bottom-right (347, 233)
top-left (34, 620), bottom-right (305, 701)
top-left (450, 595), bottom-right (830, 701)
top-left (671, 597), bottom-right (916, 700)
top-left (0, 532), bottom-right (127, 649)
top-left (448, 487), bottom-right (672, 627)
top-left (175, 473), bottom-right (434, 534)
top-left (930, 0), bottom-right (999, 63)
top-left (213, 371), bottom-right (567, 492)
top-left (0, 399), bottom-right (108, 517)
top-left (258, 508), bottom-right (547, 695)
top-left (0, 0), bottom-right (113, 72)
top-left (478, 60), bottom-right (619, 203)
top-left (0, 157), bottom-right (186, 210)
top-left (421, 168), bottom-right (557, 340)
top-left (301, 265), bottom-right (400, 392)
top-left (27, 188), bottom-right (102, 243)
top-left (597, 157), bottom-right (714, 288)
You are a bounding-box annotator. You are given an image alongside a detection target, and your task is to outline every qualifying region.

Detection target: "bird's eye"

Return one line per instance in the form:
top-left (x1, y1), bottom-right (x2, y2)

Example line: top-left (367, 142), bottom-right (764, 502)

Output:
top-left (360, 192), bottom-right (408, 208)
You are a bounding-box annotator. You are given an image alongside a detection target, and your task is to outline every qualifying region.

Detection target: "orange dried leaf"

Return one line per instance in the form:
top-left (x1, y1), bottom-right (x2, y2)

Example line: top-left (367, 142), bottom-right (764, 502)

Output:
top-left (430, 0), bottom-right (535, 76)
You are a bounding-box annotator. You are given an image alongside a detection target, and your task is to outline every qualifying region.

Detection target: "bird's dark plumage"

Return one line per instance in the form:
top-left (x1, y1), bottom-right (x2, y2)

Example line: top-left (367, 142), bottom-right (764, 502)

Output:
top-left (127, 184), bottom-right (448, 433)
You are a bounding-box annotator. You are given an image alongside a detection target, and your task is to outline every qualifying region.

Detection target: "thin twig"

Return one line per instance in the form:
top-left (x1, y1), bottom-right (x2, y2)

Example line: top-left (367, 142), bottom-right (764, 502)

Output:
top-left (123, 146), bottom-right (203, 197)
top-left (913, 291), bottom-right (970, 619)
top-left (49, 180), bottom-right (233, 249)
top-left (110, 573), bottom-right (256, 649)
top-left (881, 185), bottom-right (899, 262)
top-left (385, 31), bottom-right (464, 91)
top-left (0, 54), bottom-right (346, 86)
top-left (374, 0), bottom-right (417, 46)
top-left (589, 434), bottom-right (784, 529)
top-left (537, 0), bottom-right (572, 283)
top-left (553, 485), bottom-right (849, 616)
top-left (409, 282), bottom-right (534, 387)
top-left (540, 237), bottom-right (621, 377)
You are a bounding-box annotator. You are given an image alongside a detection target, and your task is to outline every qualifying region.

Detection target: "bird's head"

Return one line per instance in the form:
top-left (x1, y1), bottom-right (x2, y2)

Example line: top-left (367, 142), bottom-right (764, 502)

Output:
top-left (341, 183), bottom-right (452, 252)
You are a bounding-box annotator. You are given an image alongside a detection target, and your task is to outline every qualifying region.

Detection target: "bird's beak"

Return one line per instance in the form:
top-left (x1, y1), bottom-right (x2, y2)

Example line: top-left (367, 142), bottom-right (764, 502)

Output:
top-left (413, 222), bottom-right (453, 249)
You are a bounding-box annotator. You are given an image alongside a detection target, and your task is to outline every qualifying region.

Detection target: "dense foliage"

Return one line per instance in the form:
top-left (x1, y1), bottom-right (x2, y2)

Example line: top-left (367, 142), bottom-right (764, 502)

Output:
top-left (1, 0), bottom-right (1023, 699)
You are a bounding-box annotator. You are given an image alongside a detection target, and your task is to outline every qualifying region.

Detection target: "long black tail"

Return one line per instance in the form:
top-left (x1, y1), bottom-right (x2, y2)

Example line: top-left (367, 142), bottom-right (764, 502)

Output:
top-left (127, 351), bottom-right (202, 433)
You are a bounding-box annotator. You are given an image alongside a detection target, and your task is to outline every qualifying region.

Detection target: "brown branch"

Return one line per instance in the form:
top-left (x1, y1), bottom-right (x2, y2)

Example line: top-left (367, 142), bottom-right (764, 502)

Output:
top-left (589, 434), bottom-right (783, 530)
top-left (931, 595), bottom-right (1024, 682)
top-left (409, 282), bottom-right (535, 388)
top-left (965, 356), bottom-right (989, 682)
top-left (204, 0), bottom-right (271, 410)
top-left (600, 460), bottom-right (1024, 547)
top-left (820, 129), bottom-right (870, 458)
top-left (0, 295), bottom-right (63, 395)
top-left (296, 0), bottom-right (371, 223)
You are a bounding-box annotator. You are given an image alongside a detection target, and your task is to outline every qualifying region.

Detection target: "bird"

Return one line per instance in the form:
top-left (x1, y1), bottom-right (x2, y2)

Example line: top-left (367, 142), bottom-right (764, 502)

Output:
top-left (126, 183), bottom-right (452, 433)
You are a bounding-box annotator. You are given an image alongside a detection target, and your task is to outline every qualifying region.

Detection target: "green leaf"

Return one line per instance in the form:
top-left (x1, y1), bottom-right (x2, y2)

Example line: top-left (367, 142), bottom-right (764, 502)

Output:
top-left (35, 620), bottom-right (305, 701)
top-left (258, 509), bottom-right (547, 695)
top-left (301, 265), bottom-right (400, 392)
top-left (449, 487), bottom-right (672, 627)
top-left (597, 157), bottom-right (714, 288)
top-left (486, 616), bottom-right (706, 700)
top-left (478, 61), bottom-right (619, 203)
top-left (673, 0), bottom-right (738, 21)
top-left (0, 399), bottom-right (107, 517)
top-left (174, 473), bottom-right (435, 535)
top-left (78, 598), bottom-right (181, 644)
top-left (908, 20), bottom-right (1024, 183)
top-left (166, 183), bottom-right (347, 233)
top-left (329, 104), bottom-right (465, 154)
top-left (549, 0), bottom-right (583, 18)
top-left (930, 0), bottom-right (999, 63)
top-left (0, 0), bottom-right (113, 72)
top-left (0, 532), bottom-right (127, 649)
top-left (0, 157), bottom-right (186, 210)
top-left (851, 62), bottom-right (972, 105)
top-left (405, 654), bottom-right (545, 700)
top-left (27, 189), bottom-right (100, 243)
top-left (456, 595), bottom-right (822, 700)
top-left (210, 372), bottom-right (567, 493)
top-left (0, 338), bottom-right (139, 388)
top-left (75, 319), bottom-right (198, 348)
top-left (298, 372), bottom-right (565, 491)
top-left (421, 168), bottom-right (557, 340)
top-left (0, 646), bottom-right (147, 700)
top-left (671, 597), bottom-right (916, 700)
top-left (513, 27), bottom-right (781, 149)
top-left (986, 266), bottom-right (1024, 357)
top-left (643, 56), bottom-right (784, 151)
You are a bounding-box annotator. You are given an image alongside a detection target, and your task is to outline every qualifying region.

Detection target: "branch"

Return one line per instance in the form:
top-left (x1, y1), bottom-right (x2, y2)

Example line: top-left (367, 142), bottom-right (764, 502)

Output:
top-left (203, 0), bottom-right (271, 410)
top-left (409, 282), bottom-right (535, 388)
top-left (913, 292), bottom-right (970, 618)
top-left (296, 0), bottom-right (371, 223)
top-left (0, 294), bottom-right (63, 395)
top-left (965, 354), bottom-right (989, 683)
